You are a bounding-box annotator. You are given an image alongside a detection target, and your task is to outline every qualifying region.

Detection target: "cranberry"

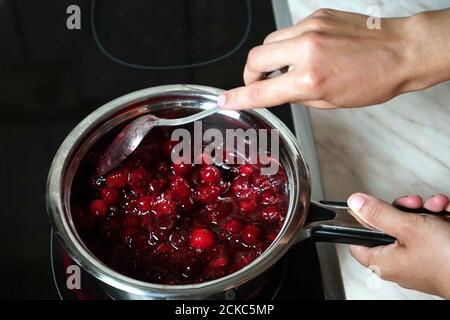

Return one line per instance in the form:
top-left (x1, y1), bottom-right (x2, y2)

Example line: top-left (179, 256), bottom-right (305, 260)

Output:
top-left (106, 168), bottom-right (129, 188)
top-left (196, 185), bottom-right (221, 204)
top-left (100, 187), bottom-right (119, 205)
top-left (261, 190), bottom-right (277, 205)
top-left (76, 123), bottom-right (290, 285)
top-left (231, 177), bottom-right (252, 199)
top-left (137, 195), bottom-right (153, 211)
top-left (154, 243), bottom-right (173, 255)
top-left (241, 224), bottom-right (261, 246)
top-left (200, 165), bottom-right (222, 184)
top-left (239, 164), bottom-right (254, 177)
top-left (209, 256), bottom-right (229, 269)
top-left (153, 194), bottom-right (177, 216)
top-left (239, 197), bottom-right (258, 214)
top-left (224, 219), bottom-right (242, 234)
top-left (89, 199), bottom-right (108, 218)
top-left (170, 175), bottom-right (191, 199)
top-left (162, 140), bottom-right (179, 158)
top-left (128, 167), bottom-right (149, 188)
top-left (261, 205), bottom-right (279, 221)
top-left (233, 252), bottom-right (255, 270)
top-left (172, 162), bottom-right (192, 176)
top-left (266, 233), bottom-right (277, 242)
top-left (190, 228), bottom-right (215, 250)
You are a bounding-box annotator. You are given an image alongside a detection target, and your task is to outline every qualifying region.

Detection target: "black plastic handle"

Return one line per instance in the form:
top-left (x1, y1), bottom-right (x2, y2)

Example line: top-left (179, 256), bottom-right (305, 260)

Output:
top-left (305, 200), bottom-right (449, 247)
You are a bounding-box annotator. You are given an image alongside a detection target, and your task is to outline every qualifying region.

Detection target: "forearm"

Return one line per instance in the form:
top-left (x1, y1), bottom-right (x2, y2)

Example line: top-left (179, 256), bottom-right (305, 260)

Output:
top-left (402, 8), bottom-right (450, 93)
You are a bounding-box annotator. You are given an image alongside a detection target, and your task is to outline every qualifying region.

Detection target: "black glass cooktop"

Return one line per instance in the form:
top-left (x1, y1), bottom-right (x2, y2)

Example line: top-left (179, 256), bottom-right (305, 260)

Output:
top-left (0, 0), bottom-right (324, 299)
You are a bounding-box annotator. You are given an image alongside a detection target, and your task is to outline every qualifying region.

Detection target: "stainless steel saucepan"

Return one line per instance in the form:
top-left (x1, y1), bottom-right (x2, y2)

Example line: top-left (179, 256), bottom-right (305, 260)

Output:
top-left (46, 85), bottom-right (441, 299)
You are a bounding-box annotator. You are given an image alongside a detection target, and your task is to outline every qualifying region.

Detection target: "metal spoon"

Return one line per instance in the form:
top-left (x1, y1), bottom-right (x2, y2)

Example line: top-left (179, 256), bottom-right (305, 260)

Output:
top-left (96, 104), bottom-right (220, 176)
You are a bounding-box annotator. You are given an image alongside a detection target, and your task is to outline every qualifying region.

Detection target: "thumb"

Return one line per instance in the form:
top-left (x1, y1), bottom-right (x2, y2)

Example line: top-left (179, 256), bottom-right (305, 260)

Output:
top-left (347, 193), bottom-right (416, 241)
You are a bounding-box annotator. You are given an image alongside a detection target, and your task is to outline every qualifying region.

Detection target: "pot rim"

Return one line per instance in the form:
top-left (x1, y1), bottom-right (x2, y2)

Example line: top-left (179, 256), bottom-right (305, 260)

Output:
top-left (46, 84), bottom-right (311, 298)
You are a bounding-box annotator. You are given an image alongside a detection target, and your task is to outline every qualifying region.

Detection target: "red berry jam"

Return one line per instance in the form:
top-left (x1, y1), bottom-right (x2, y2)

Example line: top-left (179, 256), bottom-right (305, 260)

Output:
top-left (71, 124), bottom-right (288, 285)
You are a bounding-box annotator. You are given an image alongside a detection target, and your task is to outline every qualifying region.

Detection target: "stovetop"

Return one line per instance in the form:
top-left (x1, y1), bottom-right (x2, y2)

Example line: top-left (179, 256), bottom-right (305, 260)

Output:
top-left (0, 0), bottom-right (339, 299)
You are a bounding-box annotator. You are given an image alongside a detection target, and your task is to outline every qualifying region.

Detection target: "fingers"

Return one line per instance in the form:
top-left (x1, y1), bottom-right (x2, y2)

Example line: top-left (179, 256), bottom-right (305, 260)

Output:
top-left (243, 40), bottom-right (299, 85)
top-left (218, 72), bottom-right (303, 110)
top-left (263, 9), bottom-right (335, 44)
top-left (393, 195), bottom-right (423, 209)
top-left (349, 242), bottom-right (404, 280)
top-left (423, 194), bottom-right (449, 212)
top-left (393, 194), bottom-right (450, 212)
top-left (347, 193), bottom-right (417, 240)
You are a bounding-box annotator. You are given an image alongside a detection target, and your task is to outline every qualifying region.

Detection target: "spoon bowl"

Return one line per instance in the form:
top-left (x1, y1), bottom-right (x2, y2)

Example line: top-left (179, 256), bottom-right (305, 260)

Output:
top-left (97, 104), bottom-right (220, 176)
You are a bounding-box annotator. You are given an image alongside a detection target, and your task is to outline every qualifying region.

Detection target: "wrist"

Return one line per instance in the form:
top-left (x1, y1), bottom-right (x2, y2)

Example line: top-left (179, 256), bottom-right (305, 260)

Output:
top-left (398, 10), bottom-right (450, 93)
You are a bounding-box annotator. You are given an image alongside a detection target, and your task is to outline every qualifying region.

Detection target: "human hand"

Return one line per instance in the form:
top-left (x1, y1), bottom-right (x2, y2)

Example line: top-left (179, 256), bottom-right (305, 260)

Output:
top-left (218, 8), bottom-right (450, 110)
top-left (347, 193), bottom-right (450, 299)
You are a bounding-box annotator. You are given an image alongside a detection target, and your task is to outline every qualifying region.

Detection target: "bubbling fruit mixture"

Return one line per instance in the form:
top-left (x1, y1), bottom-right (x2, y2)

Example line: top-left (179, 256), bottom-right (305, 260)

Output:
top-left (72, 131), bottom-right (289, 285)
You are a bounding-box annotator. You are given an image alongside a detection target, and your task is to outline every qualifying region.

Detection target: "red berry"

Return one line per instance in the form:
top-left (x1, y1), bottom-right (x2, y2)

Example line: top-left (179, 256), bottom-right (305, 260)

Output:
top-left (196, 185), bottom-right (221, 204)
top-left (266, 233), bottom-right (277, 242)
top-left (224, 219), bottom-right (242, 234)
top-left (170, 175), bottom-right (191, 199)
top-left (241, 224), bottom-right (261, 245)
top-left (209, 256), bottom-right (229, 269)
top-left (231, 177), bottom-right (252, 199)
top-left (162, 140), bottom-right (179, 158)
top-left (172, 162), bottom-right (192, 176)
top-left (128, 167), bottom-right (149, 188)
top-left (100, 187), bottom-right (120, 205)
top-left (239, 164), bottom-right (254, 177)
top-left (153, 193), bottom-right (177, 216)
top-left (190, 228), bottom-right (215, 250)
top-left (261, 205), bottom-right (279, 221)
top-left (261, 190), bottom-right (277, 205)
top-left (89, 199), bottom-right (108, 218)
top-left (106, 169), bottom-right (129, 188)
top-left (154, 243), bottom-right (173, 255)
top-left (239, 197), bottom-right (258, 214)
top-left (200, 165), bottom-right (222, 184)
top-left (137, 195), bottom-right (153, 211)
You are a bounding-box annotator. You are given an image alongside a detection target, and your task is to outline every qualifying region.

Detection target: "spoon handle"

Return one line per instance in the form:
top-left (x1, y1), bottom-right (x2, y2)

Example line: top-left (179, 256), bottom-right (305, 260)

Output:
top-left (162, 105), bottom-right (221, 127)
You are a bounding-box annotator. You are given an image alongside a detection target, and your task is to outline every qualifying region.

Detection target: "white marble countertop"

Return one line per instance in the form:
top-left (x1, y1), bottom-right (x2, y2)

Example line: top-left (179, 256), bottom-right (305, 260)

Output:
top-left (287, 0), bottom-right (450, 299)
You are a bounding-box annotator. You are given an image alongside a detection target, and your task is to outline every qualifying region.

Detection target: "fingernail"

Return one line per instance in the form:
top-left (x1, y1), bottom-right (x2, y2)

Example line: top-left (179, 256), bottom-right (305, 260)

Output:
top-left (348, 193), bottom-right (366, 212)
top-left (217, 95), bottom-right (227, 108)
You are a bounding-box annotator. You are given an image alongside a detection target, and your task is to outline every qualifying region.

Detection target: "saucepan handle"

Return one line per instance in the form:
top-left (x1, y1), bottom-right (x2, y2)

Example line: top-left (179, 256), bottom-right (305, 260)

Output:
top-left (303, 200), bottom-right (449, 247)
